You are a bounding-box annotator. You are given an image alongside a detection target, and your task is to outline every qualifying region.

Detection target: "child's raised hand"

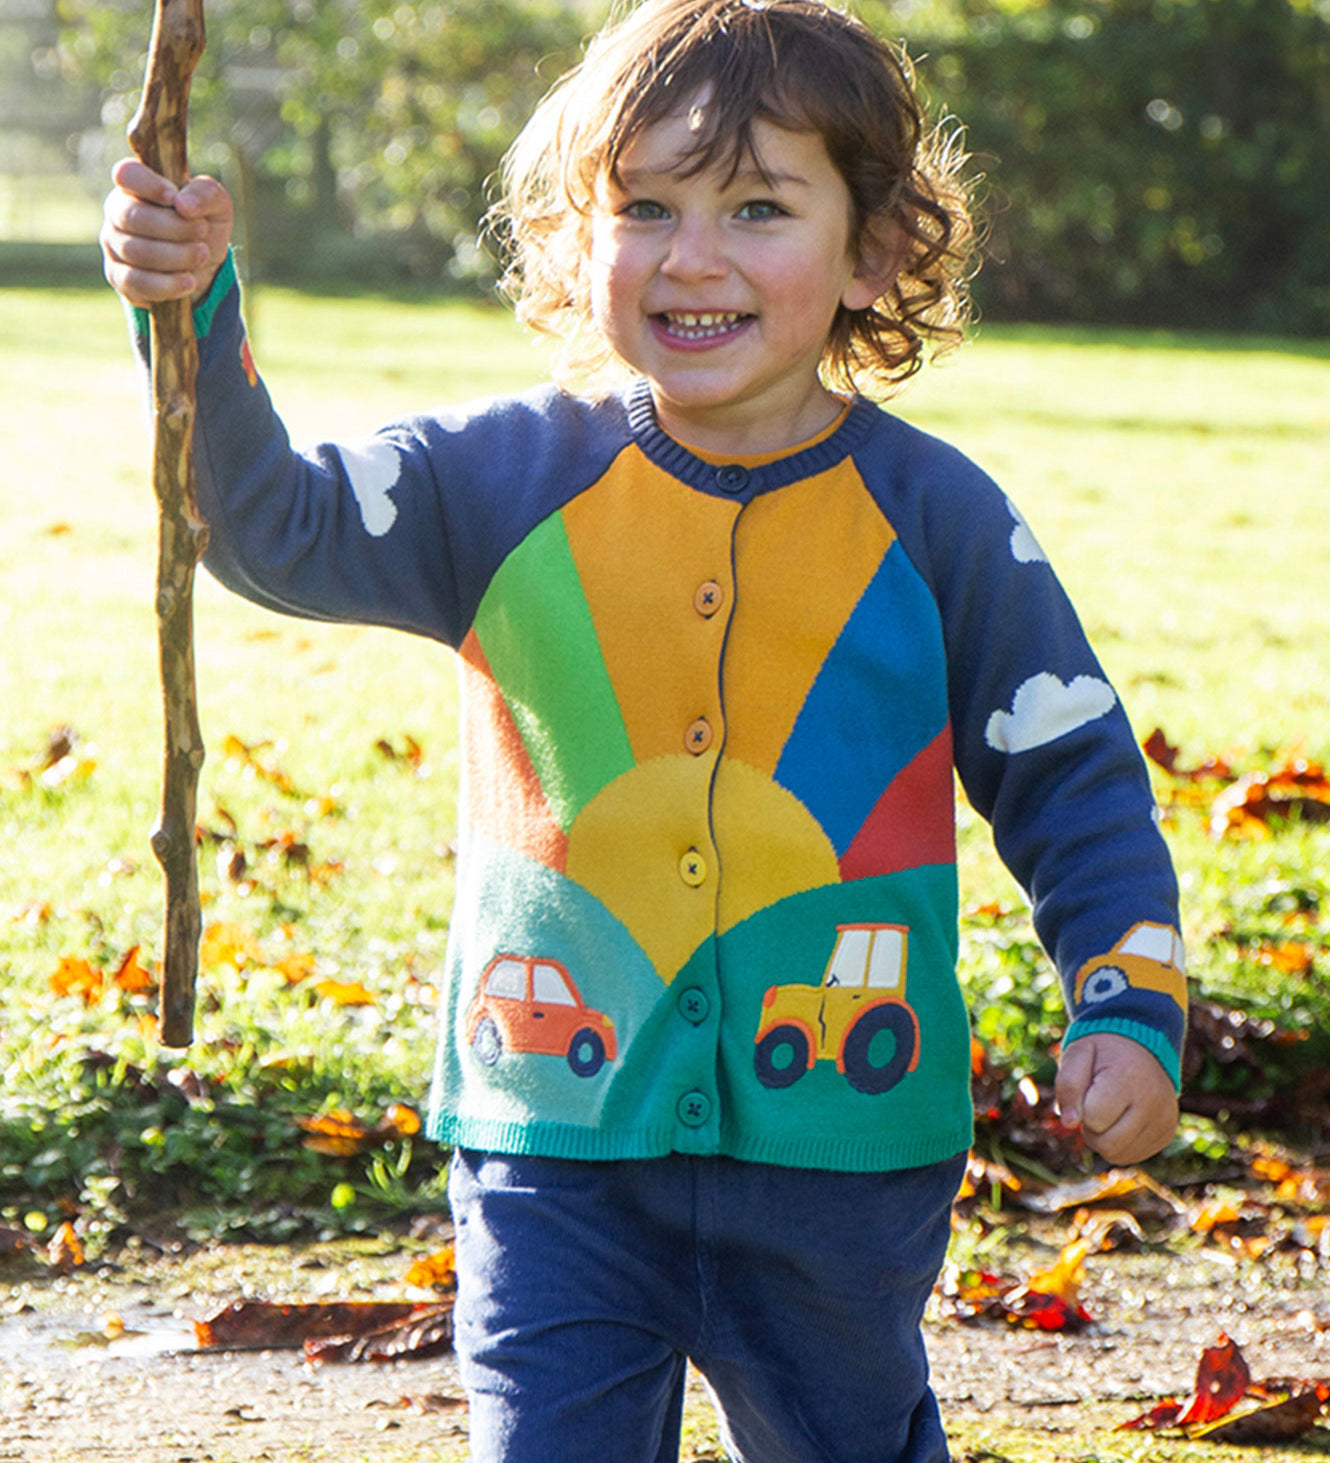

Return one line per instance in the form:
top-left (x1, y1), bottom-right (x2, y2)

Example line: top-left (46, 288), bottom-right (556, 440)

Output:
top-left (101, 158), bottom-right (234, 307)
top-left (1054, 1030), bottom-right (1179, 1166)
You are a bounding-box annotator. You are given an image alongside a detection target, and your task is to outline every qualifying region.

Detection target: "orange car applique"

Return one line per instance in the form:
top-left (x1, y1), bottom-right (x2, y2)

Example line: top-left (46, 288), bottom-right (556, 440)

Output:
top-left (1073, 922), bottom-right (1188, 1009)
top-left (754, 923), bottom-right (920, 1095)
top-left (465, 954), bottom-right (618, 1077)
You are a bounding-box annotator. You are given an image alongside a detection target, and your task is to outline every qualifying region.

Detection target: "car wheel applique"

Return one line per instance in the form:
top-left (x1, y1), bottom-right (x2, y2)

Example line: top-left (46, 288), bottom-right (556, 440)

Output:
top-left (753, 924), bottom-right (920, 1095)
top-left (567, 1028), bottom-right (608, 1078)
top-left (471, 1014), bottom-right (503, 1067)
top-left (1073, 923), bottom-right (1187, 1010)
top-left (464, 954), bottom-right (617, 1077)
top-left (1080, 965), bottom-right (1129, 1004)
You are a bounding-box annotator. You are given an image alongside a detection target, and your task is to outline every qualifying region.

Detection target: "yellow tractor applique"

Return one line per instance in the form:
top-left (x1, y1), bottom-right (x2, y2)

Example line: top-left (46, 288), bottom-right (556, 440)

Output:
top-left (753, 923), bottom-right (921, 1094)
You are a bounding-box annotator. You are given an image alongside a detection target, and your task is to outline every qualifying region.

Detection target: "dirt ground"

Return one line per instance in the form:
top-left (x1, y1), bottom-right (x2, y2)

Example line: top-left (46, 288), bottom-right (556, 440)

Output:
top-left (2, 1228), bottom-right (1329, 1463)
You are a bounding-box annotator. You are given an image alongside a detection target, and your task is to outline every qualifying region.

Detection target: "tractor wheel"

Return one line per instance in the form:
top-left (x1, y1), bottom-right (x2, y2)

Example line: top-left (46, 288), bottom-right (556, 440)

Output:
top-left (472, 1015), bottom-right (503, 1067)
top-left (754, 1024), bottom-right (810, 1089)
top-left (567, 1028), bottom-right (607, 1078)
top-left (841, 1004), bottom-right (915, 1095)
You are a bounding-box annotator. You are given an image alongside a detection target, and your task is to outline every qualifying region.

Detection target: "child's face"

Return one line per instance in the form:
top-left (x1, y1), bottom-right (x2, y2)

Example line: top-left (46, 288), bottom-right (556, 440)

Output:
top-left (588, 102), bottom-right (880, 455)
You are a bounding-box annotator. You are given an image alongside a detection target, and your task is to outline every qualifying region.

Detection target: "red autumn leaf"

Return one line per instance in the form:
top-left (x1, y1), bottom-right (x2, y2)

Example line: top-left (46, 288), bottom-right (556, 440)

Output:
top-left (1175, 1334), bottom-right (1252, 1426)
top-left (1143, 728), bottom-right (1232, 782)
top-left (194, 1300), bottom-right (425, 1350)
top-left (1119, 1398), bottom-right (1185, 1431)
top-left (940, 1247), bottom-right (1093, 1332)
top-left (1003, 1289), bottom-right (1094, 1332)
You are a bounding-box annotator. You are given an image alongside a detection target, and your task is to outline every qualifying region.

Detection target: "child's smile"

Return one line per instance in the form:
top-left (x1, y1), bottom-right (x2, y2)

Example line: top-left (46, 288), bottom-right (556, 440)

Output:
top-left (655, 310), bottom-right (753, 346)
top-left (590, 104), bottom-right (885, 456)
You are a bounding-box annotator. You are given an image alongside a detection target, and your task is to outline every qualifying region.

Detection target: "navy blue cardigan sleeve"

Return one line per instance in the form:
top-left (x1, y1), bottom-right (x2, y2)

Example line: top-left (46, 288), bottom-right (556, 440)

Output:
top-left (860, 413), bottom-right (1184, 1078)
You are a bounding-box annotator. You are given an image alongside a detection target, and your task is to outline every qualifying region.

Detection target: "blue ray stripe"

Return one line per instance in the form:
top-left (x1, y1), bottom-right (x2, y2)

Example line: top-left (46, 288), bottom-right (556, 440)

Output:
top-left (774, 540), bottom-right (949, 855)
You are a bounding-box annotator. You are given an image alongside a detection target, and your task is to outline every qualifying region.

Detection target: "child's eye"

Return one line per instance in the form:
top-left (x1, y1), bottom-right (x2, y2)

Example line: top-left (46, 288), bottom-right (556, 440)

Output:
top-left (621, 199), bottom-right (670, 222)
top-left (736, 199), bottom-right (788, 221)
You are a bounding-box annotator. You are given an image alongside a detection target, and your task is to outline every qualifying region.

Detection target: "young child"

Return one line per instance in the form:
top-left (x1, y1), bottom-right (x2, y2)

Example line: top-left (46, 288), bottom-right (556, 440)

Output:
top-left (102, 1), bottom-right (1186, 1459)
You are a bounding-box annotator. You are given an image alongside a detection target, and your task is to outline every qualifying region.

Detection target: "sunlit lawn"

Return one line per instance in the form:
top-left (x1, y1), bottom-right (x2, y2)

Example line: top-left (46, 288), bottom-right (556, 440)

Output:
top-left (1, 279), bottom-right (1328, 1189)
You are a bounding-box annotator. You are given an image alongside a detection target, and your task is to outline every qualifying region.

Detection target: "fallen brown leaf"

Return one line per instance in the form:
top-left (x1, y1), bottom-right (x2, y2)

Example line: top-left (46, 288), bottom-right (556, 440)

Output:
top-left (305, 1301), bottom-right (454, 1363)
top-left (195, 1300), bottom-right (425, 1350)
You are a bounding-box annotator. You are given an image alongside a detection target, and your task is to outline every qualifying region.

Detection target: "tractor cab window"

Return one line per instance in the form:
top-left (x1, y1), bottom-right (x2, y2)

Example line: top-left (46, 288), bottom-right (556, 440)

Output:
top-left (485, 959), bottom-right (527, 1000)
top-left (866, 928), bottom-right (906, 989)
top-left (533, 962), bottom-right (576, 1005)
top-left (824, 928), bottom-right (870, 988)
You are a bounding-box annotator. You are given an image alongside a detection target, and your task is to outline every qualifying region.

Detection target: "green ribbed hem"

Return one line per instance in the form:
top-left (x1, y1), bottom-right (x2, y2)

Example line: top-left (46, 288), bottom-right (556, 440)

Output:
top-left (1063, 1016), bottom-right (1182, 1090)
top-left (128, 247), bottom-right (237, 342)
top-left (428, 1111), bottom-right (975, 1174)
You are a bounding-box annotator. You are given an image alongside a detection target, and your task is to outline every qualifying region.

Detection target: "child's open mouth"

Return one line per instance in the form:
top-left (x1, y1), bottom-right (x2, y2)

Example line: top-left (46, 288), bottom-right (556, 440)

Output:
top-left (656, 311), bottom-right (753, 342)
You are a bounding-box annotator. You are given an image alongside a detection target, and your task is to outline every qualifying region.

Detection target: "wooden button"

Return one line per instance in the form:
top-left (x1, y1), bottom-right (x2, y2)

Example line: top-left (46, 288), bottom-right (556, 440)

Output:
top-left (694, 581), bottom-right (724, 617)
top-left (685, 718), bottom-right (714, 755)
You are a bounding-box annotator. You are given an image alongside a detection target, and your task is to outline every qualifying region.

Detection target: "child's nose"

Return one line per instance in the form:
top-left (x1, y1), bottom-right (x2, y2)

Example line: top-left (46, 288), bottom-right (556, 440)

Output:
top-left (661, 217), bottom-right (727, 279)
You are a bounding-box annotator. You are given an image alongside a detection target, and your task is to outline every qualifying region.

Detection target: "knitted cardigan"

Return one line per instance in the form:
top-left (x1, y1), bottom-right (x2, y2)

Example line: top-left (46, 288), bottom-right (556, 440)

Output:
top-left (133, 258), bottom-right (1186, 1173)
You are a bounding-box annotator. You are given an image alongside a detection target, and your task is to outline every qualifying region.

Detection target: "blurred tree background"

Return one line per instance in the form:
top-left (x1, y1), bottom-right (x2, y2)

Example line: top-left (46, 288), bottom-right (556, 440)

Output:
top-left (3, 0), bottom-right (1328, 331)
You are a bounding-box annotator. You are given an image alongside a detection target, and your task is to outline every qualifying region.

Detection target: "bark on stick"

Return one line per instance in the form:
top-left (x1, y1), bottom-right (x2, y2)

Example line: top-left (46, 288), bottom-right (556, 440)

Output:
top-left (127, 0), bottom-right (208, 1048)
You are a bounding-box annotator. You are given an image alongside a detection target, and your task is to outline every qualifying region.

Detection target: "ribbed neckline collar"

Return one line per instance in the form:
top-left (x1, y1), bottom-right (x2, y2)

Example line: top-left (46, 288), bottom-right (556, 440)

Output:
top-left (623, 378), bottom-right (878, 499)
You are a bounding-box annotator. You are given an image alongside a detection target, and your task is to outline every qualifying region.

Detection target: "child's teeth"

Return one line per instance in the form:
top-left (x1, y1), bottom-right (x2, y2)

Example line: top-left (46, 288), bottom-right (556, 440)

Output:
top-left (667, 311), bottom-right (744, 338)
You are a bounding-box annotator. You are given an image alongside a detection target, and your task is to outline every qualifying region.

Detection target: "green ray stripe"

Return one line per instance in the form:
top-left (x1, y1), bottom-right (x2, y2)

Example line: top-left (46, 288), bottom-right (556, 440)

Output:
top-left (474, 511), bottom-right (634, 828)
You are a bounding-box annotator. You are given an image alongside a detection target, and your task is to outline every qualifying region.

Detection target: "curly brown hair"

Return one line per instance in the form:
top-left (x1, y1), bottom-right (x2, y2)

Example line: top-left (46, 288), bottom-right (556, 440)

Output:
top-left (494, 0), bottom-right (976, 399)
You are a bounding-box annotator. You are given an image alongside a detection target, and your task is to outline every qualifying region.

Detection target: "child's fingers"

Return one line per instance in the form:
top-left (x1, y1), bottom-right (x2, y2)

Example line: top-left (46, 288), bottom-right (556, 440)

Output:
top-left (1052, 1037), bottom-right (1093, 1130)
top-left (103, 196), bottom-right (204, 266)
top-left (109, 156), bottom-right (179, 207)
top-left (101, 214), bottom-right (206, 304)
top-left (102, 253), bottom-right (201, 306)
top-left (173, 174), bottom-right (232, 224)
top-left (1080, 1096), bottom-right (1177, 1167)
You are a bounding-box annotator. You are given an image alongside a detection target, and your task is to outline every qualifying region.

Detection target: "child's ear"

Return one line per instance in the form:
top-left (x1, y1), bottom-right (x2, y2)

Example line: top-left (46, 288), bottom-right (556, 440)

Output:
top-left (842, 215), bottom-right (907, 312)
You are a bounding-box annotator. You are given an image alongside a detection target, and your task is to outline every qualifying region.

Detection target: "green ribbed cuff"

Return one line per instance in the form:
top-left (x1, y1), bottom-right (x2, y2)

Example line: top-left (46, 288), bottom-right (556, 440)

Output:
top-left (128, 248), bottom-right (238, 342)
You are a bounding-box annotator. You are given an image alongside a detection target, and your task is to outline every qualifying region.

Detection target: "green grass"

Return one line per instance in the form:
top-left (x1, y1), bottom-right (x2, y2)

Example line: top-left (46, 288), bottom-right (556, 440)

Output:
top-left (1, 282), bottom-right (1328, 1234)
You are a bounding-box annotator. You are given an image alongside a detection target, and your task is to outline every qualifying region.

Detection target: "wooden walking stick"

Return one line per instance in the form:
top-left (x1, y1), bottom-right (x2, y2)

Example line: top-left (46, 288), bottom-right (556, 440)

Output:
top-left (127, 0), bottom-right (208, 1047)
